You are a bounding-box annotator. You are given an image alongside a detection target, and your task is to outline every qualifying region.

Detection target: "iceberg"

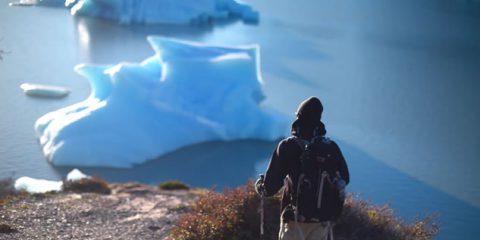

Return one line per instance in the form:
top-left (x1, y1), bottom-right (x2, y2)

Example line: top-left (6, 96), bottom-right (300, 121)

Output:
top-left (20, 83), bottom-right (70, 99)
top-left (22, 0), bottom-right (259, 24)
top-left (14, 177), bottom-right (63, 193)
top-left (68, 0), bottom-right (259, 24)
top-left (66, 168), bottom-right (89, 181)
top-left (35, 37), bottom-right (289, 168)
top-left (10, 0), bottom-right (65, 7)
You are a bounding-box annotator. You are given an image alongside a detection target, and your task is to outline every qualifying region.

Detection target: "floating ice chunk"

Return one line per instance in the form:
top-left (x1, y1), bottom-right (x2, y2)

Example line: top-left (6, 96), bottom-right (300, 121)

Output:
top-left (14, 177), bottom-right (62, 193)
top-left (68, 0), bottom-right (259, 24)
top-left (8, 0), bottom-right (36, 6)
top-left (66, 168), bottom-right (89, 181)
top-left (216, 0), bottom-right (259, 23)
top-left (35, 37), bottom-right (289, 168)
top-left (20, 83), bottom-right (70, 99)
top-left (9, 0), bottom-right (65, 7)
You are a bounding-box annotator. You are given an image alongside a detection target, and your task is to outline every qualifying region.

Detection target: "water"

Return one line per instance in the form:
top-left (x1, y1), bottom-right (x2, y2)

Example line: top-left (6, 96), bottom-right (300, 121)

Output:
top-left (1, 0), bottom-right (480, 239)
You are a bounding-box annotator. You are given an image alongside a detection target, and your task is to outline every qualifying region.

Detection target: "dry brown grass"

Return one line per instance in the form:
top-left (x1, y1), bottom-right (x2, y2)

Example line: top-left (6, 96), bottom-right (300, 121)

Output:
top-left (159, 180), bottom-right (190, 190)
top-left (62, 177), bottom-right (111, 194)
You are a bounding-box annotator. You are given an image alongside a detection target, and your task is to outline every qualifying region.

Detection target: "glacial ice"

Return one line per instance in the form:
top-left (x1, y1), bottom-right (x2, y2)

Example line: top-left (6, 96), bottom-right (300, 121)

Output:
top-left (20, 83), bottom-right (70, 98)
top-left (14, 177), bottom-right (63, 193)
top-left (35, 37), bottom-right (289, 168)
top-left (66, 168), bottom-right (89, 181)
top-left (66, 0), bottom-right (259, 24)
top-left (14, 169), bottom-right (90, 193)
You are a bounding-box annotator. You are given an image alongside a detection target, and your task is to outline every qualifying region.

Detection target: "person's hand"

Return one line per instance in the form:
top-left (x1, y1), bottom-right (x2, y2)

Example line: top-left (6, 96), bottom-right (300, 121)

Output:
top-left (255, 174), bottom-right (266, 196)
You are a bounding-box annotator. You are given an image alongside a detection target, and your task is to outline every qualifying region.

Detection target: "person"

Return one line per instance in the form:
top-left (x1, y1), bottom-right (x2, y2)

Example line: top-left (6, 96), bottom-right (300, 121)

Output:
top-left (255, 96), bottom-right (349, 240)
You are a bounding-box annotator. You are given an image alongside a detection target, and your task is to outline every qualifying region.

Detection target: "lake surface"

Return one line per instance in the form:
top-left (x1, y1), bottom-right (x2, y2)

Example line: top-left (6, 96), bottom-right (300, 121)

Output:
top-left (1, 0), bottom-right (479, 239)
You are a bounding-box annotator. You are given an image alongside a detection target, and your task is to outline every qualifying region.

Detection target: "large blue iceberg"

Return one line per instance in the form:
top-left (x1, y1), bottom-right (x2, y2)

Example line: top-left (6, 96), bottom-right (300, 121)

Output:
top-left (35, 37), bottom-right (289, 167)
top-left (65, 0), bottom-right (259, 24)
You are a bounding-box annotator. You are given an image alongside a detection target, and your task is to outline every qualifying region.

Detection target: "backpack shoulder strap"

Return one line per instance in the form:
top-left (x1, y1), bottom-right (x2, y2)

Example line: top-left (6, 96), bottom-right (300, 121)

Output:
top-left (321, 136), bottom-right (332, 144)
top-left (290, 135), bottom-right (310, 150)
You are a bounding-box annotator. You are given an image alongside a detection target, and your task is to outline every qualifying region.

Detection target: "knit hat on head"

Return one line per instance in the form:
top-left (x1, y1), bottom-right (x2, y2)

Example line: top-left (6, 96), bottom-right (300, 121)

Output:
top-left (291, 96), bottom-right (326, 139)
top-left (296, 96), bottom-right (323, 122)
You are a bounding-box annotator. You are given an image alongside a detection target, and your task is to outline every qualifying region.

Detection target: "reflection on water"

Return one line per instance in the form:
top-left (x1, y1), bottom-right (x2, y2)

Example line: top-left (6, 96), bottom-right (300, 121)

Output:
top-left (72, 16), bottom-right (231, 63)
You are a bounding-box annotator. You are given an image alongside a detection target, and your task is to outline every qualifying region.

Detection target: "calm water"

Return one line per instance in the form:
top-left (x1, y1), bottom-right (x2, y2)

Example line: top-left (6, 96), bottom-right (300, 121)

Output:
top-left (1, 0), bottom-right (479, 239)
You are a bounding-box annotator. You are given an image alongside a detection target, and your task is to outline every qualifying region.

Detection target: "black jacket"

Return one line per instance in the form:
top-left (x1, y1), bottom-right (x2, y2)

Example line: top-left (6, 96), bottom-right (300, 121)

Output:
top-left (262, 97), bottom-right (350, 221)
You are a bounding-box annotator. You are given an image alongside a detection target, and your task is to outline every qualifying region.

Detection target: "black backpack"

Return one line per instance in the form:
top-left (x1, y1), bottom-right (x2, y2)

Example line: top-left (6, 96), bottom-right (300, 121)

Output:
top-left (287, 136), bottom-right (345, 222)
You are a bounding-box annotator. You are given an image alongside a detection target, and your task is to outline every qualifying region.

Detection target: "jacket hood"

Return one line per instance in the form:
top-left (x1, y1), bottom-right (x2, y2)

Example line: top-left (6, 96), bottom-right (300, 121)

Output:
top-left (291, 96), bottom-right (326, 139)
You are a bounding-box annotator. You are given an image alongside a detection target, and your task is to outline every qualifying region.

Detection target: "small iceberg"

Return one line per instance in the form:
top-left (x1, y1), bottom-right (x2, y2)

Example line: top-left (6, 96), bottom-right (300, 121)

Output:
top-left (9, 0), bottom-right (63, 7)
top-left (14, 169), bottom-right (89, 194)
top-left (35, 37), bottom-right (289, 168)
top-left (23, 0), bottom-right (259, 24)
top-left (20, 83), bottom-right (70, 99)
top-left (66, 168), bottom-right (89, 181)
top-left (68, 0), bottom-right (259, 24)
top-left (14, 177), bottom-right (63, 193)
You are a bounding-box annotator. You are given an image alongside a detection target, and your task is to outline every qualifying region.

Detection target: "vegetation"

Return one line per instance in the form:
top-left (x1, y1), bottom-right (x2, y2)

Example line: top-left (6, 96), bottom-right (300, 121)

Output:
top-left (0, 223), bottom-right (17, 234)
top-left (0, 177), bottom-right (15, 199)
top-left (170, 181), bottom-right (438, 240)
top-left (159, 180), bottom-right (190, 190)
top-left (170, 181), bottom-right (263, 240)
top-left (62, 177), bottom-right (111, 194)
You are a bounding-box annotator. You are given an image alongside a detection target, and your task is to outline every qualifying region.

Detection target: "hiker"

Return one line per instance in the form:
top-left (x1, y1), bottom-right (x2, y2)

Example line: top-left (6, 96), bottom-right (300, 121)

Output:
top-left (255, 96), bottom-right (349, 240)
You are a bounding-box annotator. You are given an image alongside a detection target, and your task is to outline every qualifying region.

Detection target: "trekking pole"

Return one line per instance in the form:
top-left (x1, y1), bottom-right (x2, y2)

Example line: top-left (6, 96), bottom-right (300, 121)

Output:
top-left (260, 190), bottom-right (265, 237)
top-left (256, 174), bottom-right (265, 238)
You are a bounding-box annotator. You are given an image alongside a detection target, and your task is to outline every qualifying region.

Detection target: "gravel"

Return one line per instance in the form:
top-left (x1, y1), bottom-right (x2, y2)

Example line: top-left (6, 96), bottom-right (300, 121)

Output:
top-left (0, 183), bottom-right (198, 240)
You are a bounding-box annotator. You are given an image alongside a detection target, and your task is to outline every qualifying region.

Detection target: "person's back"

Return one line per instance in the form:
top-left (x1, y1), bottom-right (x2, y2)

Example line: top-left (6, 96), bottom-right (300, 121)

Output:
top-left (256, 96), bottom-right (349, 240)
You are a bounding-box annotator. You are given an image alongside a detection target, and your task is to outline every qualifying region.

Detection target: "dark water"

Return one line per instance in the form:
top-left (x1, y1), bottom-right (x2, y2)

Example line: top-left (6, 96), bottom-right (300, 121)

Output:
top-left (1, 0), bottom-right (479, 239)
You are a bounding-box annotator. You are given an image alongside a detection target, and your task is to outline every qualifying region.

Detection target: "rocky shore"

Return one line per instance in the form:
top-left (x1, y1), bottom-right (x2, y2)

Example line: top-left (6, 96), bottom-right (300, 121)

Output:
top-left (0, 183), bottom-right (199, 240)
top-left (0, 178), bottom-right (438, 240)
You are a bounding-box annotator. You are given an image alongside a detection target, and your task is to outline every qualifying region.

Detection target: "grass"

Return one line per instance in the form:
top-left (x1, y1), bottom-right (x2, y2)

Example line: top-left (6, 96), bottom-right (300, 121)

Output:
top-left (170, 180), bottom-right (438, 240)
top-left (62, 177), bottom-right (111, 194)
top-left (159, 180), bottom-right (190, 190)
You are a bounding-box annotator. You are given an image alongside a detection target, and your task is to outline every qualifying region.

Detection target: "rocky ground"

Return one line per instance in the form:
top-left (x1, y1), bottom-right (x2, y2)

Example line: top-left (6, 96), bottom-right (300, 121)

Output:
top-left (0, 183), bottom-right (199, 240)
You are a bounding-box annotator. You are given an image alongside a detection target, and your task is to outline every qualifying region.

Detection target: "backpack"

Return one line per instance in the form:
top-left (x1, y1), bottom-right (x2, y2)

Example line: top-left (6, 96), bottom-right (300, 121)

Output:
top-left (287, 136), bottom-right (345, 222)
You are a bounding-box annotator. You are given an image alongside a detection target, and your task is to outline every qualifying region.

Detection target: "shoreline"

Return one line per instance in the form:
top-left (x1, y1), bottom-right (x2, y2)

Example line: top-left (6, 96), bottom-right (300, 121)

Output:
top-left (1, 179), bottom-right (438, 239)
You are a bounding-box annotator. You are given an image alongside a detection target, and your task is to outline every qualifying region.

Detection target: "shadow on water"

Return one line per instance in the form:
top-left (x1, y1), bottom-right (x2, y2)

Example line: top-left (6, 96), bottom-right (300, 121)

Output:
top-left (53, 140), bottom-right (277, 190)
top-left (338, 140), bottom-right (480, 240)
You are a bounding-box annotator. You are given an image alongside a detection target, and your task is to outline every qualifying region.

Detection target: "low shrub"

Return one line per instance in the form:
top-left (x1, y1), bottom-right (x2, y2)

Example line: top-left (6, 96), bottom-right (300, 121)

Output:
top-left (170, 181), bottom-right (438, 240)
top-left (159, 180), bottom-right (190, 190)
top-left (334, 196), bottom-right (438, 240)
top-left (0, 177), bottom-right (15, 199)
top-left (62, 177), bottom-right (111, 194)
top-left (170, 181), bottom-right (279, 240)
top-left (0, 223), bottom-right (17, 234)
